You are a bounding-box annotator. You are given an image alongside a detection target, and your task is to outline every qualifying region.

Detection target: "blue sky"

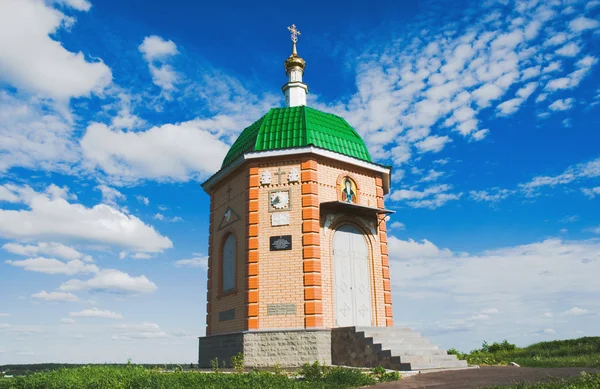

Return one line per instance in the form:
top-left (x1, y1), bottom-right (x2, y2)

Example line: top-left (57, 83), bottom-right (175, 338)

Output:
top-left (1, 0), bottom-right (599, 364)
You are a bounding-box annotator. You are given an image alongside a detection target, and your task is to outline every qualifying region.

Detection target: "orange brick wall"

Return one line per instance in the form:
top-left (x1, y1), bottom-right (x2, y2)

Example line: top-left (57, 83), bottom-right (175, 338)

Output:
top-left (256, 160), bottom-right (306, 329)
top-left (207, 166), bottom-right (250, 335)
top-left (314, 159), bottom-right (388, 328)
top-left (205, 153), bottom-right (392, 334)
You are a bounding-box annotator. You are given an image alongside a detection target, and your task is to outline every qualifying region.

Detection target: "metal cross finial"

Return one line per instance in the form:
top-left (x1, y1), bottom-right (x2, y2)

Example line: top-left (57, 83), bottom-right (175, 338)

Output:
top-left (288, 24), bottom-right (301, 43)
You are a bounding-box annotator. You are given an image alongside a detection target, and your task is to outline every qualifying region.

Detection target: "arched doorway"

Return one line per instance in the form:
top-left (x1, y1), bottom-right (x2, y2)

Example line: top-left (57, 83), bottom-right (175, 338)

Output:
top-left (333, 224), bottom-right (372, 327)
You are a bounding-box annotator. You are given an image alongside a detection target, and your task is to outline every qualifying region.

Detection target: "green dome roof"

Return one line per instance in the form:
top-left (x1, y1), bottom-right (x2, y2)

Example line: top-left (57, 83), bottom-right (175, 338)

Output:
top-left (221, 106), bottom-right (371, 168)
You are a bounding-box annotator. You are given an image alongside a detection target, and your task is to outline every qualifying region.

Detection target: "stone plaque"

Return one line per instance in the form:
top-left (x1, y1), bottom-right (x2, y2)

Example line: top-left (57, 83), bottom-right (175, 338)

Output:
top-left (267, 303), bottom-right (296, 316)
top-left (218, 308), bottom-right (235, 322)
top-left (271, 212), bottom-right (290, 226)
top-left (270, 235), bottom-right (292, 251)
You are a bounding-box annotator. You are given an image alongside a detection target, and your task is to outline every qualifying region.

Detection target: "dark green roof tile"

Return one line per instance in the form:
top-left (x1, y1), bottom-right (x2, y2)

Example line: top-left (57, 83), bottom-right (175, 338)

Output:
top-left (221, 106), bottom-right (371, 168)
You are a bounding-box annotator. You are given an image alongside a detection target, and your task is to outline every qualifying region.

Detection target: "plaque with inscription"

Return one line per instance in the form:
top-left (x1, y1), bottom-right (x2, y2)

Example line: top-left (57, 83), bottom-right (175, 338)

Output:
top-left (271, 212), bottom-right (290, 226)
top-left (270, 235), bottom-right (292, 251)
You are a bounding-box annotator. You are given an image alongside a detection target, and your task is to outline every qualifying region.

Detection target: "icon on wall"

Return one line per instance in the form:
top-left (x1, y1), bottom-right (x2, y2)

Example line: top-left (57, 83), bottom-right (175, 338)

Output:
top-left (340, 176), bottom-right (357, 204)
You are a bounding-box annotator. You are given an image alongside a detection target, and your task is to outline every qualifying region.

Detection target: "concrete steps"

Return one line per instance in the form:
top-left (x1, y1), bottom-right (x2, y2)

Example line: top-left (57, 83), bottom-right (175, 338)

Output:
top-left (334, 326), bottom-right (469, 371)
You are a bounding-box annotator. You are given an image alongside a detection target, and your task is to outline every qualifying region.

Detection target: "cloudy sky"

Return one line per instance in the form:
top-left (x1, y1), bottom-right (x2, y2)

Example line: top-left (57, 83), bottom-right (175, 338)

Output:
top-left (1, 0), bottom-right (599, 364)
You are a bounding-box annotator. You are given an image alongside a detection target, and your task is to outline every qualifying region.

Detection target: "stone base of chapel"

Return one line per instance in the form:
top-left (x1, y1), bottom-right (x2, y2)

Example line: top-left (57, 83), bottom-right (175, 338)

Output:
top-left (198, 328), bottom-right (332, 368)
top-left (198, 326), bottom-right (470, 370)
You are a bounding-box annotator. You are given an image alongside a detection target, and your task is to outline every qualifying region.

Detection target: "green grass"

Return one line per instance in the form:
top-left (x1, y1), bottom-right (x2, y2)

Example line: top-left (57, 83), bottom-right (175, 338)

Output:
top-left (450, 337), bottom-right (600, 368)
top-left (0, 364), bottom-right (396, 389)
top-left (483, 372), bottom-right (600, 388)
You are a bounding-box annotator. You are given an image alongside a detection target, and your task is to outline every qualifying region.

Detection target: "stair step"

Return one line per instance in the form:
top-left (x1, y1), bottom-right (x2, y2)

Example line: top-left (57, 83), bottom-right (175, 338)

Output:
top-left (410, 360), bottom-right (469, 370)
top-left (371, 337), bottom-right (433, 346)
top-left (360, 330), bottom-right (420, 337)
top-left (398, 355), bottom-right (459, 363)
top-left (383, 344), bottom-right (440, 353)
top-left (355, 326), bottom-right (414, 333)
top-left (369, 333), bottom-right (425, 340)
top-left (389, 348), bottom-right (448, 356)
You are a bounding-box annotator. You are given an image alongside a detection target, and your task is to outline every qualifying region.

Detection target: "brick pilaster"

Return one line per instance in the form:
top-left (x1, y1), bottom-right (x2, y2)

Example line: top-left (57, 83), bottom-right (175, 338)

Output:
top-left (246, 166), bottom-right (260, 330)
top-left (376, 176), bottom-right (393, 327)
top-left (206, 194), bottom-right (215, 336)
top-left (301, 158), bottom-right (323, 328)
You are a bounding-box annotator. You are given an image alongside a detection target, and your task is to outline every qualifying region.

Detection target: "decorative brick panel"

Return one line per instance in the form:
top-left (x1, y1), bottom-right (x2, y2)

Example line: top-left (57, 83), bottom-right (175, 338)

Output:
top-left (246, 165), bottom-right (260, 331)
top-left (303, 259), bottom-right (321, 273)
top-left (304, 273), bottom-right (321, 286)
top-left (304, 287), bottom-right (322, 301)
top-left (305, 316), bottom-right (323, 328)
top-left (376, 173), bottom-right (393, 327)
top-left (302, 220), bottom-right (320, 233)
top-left (301, 158), bottom-right (323, 329)
top-left (302, 207), bottom-right (320, 220)
top-left (305, 301), bottom-right (323, 315)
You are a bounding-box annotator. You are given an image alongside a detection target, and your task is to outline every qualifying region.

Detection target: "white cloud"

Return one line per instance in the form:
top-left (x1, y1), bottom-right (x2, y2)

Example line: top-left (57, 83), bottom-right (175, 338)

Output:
top-left (139, 36), bottom-right (179, 93)
top-left (496, 82), bottom-right (537, 116)
top-left (136, 196), bottom-right (150, 206)
top-left (112, 322), bottom-right (168, 340)
top-left (548, 98), bottom-right (575, 111)
top-left (497, 98), bottom-right (524, 116)
top-left (0, 184), bottom-right (172, 253)
top-left (0, 313), bottom-right (11, 317)
top-left (481, 308), bottom-right (500, 315)
top-left (388, 237), bottom-right (453, 260)
top-left (0, 92), bottom-right (78, 173)
top-left (544, 33), bottom-right (567, 47)
top-left (586, 226), bottom-right (600, 235)
top-left (32, 290), bottom-right (79, 302)
top-left (2, 242), bottom-right (85, 261)
top-left (53, 0), bottom-right (92, 11)
top-left (148, 64), bottom-right (178, 92)
top-left (419, 169), bottom-right (444, 182)
top-left (390, 222), bottom-right (406, 230)
top-left (8, 325), bottom-right (44, 335)
top-left (581, 187), bottom-right (600, 198)
top-left (415, 135), bottom-right (452, 153)
top-left (174, 255), bottom-right (208, 270)
top-left (471, 129), bottom-right (489, 141)
top-left (555, 42), bottom-right (581, 57)
top-left (70, 308), bottom-right (124, 320)
top-left (569, 17), bottom-right (600, 33)
top-left (517, 157), bottom-right (599, 196)
top-left (561, 307), bottom-right (592, 316)
top-left (391, 184), bottom-right (462, 209)
top-left (139, 36), bottom-right (178, 62)
top-left (0, 0), bottom-right (111, 100)
top-left (470, 188), bottom-right (514, 203)
top-left (5, 257), bottom-right (98, 275)
top-left (60, 269), bottom-right (157, 294)
top-left (389, 236), bottom-right (600, 337)
top-left (80, 121), bottom-right (230, 183)
top-left (0, 184), bottom-right (20, 202)
top-left (130, 252), bottom-right (152, 260)
top-left (95, 185), bottom-right (125, 206)
top-left (60, 318), bottom-right (76, 324)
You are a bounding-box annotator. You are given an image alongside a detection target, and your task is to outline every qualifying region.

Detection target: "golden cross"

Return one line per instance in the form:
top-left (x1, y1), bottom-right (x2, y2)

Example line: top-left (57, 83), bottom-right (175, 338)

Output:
top-left (287, 24), bottom-right (301, 43)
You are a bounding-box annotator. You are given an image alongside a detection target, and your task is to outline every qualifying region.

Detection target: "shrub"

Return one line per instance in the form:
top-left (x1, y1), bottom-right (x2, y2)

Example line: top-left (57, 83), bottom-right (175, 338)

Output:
top-left (210, 357), bottom-right (219, 373)
top-left (371, 366), bottom-right (401, 382)
top-left (299, 360), bottom-right (325, 381)
top-left (231, 353), bottom-right (244, 373)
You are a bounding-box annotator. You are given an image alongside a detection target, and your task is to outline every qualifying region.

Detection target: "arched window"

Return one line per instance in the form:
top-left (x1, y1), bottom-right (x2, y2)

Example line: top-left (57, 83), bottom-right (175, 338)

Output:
top-left (222, 234), bottom-right (236, 292)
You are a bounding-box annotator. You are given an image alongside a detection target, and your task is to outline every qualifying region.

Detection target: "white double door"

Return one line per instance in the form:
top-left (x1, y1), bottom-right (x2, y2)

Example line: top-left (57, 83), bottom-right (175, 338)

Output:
top-left (333, 224), bottom-right (372, 327)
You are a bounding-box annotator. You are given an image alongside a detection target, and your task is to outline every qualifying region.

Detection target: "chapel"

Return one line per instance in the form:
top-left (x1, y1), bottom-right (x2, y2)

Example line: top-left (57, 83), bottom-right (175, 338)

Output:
top-left (198, 26), bottom-right (467, 371)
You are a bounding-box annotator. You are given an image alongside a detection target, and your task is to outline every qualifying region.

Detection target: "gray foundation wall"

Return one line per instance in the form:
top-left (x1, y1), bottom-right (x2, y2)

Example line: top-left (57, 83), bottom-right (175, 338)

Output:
top-left (198, 329), bottom-right (332, 368)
